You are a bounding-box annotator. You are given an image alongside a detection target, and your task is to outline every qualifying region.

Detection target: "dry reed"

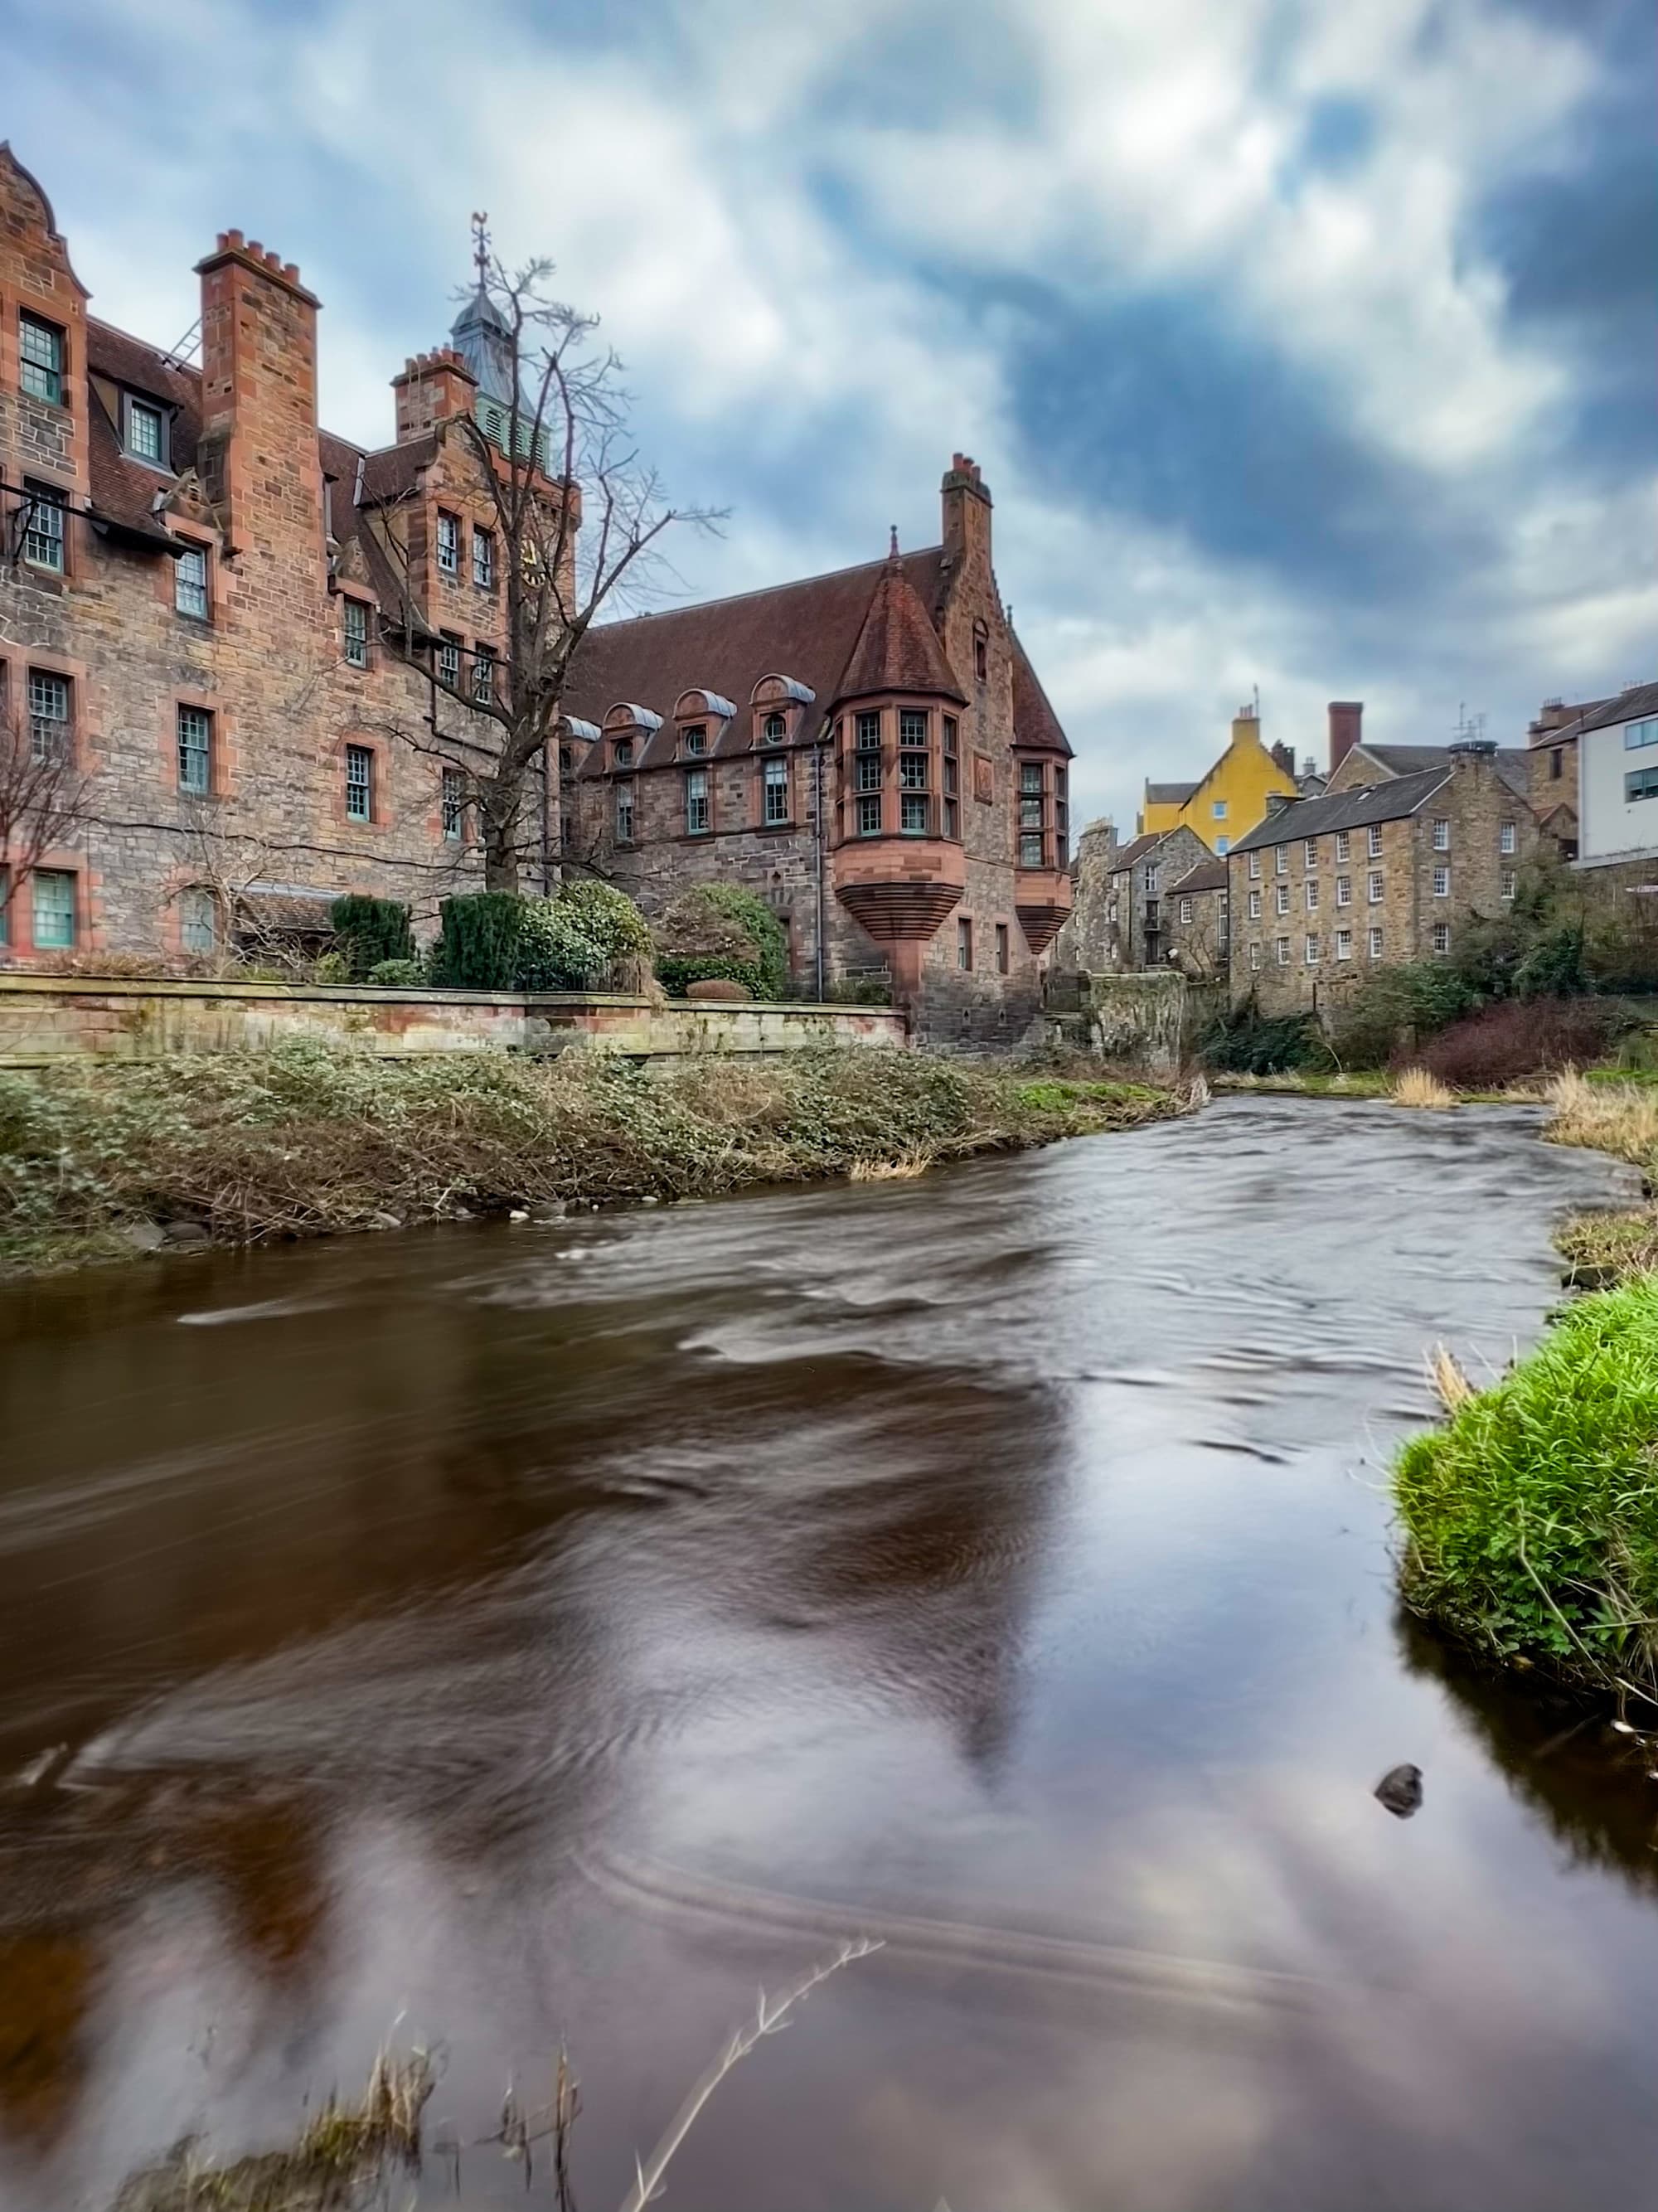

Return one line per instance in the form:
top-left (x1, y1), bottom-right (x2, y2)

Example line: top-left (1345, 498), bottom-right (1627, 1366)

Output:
top-left (1390, 1066), bottom-right (1457, 1109)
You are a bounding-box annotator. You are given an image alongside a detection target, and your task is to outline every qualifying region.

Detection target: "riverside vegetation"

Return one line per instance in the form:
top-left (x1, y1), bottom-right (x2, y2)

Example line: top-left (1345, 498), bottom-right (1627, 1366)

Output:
top-left (0, 1043), bottom-right (1190, 1276)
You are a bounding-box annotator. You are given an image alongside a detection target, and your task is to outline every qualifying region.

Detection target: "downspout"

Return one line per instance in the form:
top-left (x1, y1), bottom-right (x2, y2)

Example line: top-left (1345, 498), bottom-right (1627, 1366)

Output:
top-left (813, 726), bottom-right (827, 1002)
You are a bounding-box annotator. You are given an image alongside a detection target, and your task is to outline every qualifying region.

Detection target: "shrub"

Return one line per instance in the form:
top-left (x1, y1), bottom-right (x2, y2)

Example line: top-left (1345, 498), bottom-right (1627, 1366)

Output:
top-left (1200, 997), bottom-right (1331, 1075)
top-left (1326, 962), bottom-right (1479, 1069)
top-left (1394, 1279), bottom-right (1658, 1692)
top-left (428, 893), bottom-right (526, 990)
top-left (310, 951), bottom-right (351, 985)
top-left (654, 883), bottom-right (790, 1001)
top-left (828, 976), bottom-right (894, 1007)
top-left (366, 958), bottom-right (426, 988)
top-left (1513, 923), bottom-right (1588, 1002)
top-left (1407, 997), bottom-right (1618, 1088)
top-left (330, 896), bottom-right (414, 981)
top-left (515, 880), bottom-right (653, 992)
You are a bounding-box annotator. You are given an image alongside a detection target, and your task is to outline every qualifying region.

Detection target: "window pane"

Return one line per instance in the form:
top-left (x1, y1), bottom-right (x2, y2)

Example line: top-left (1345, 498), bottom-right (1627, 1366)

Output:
top-left (437, 513), bottom-right (460, 573)
top-left (615, 781), bottom-right (635, 842)
top-left (342, 598), bottom-right (369, 667)
top-left (22, 483), bottom-right (65, 570)
top-left (473, 531), bottom-right (494, 589)
top-left (177, 704), bottom-right (212, 793)
top-left (856, 754), bottom-right (881, 793)
top-left (473, 648), bottom-right (495, 703)
top-left (899, 754), bottom-right (928, 790)
top-left (19, 315), bottom-right (63, 405)
top-left (686, 768), bottom-right (709, 833)
top-left (943, 716), bottom-right (957, 755)
top-left (764, 714), bottom-right (787, 744)
top-left (899, 710), bottom-right (927, 745)
top-left (438, 636), bottom-right (462, 687)
top-left (346, 744), bottom-right (374, 822)
top-left (856, 712), bottom-right (881, 749)
top-left (1020, 832), bottom-right (1043, 866)
top-left (28, 670), bottom-right (70, 761)
top-left (1020, 764), bottom-right (1043, 794)
top-left (127, 400), bottom-right (163, 461)
top-left (32, 870), bottom-right (76, 948)
top-left (900, 792), bottom-right (928, 835)
top-left (856, 793), bottom-right (881, 836)
top-left (764, 757), bottom-right (788, 824)
top-left (175, 543), bottom-right (209, 618)
top-left (442, 769), bottom-right (465, 840)
top-left (1020, 796), bottom-right (1042, 828)
top-left (180, 888), bottom-right (217, 954)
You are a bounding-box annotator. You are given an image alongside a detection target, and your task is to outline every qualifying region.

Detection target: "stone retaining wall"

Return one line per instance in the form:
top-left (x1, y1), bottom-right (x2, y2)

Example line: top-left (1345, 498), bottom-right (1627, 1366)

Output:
top-left (0, 975), bottom-right (908, 1067)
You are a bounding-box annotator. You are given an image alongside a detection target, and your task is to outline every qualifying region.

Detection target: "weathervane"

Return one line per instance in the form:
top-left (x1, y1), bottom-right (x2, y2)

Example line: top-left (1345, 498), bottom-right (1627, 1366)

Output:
top-left (471, 211), bottom-right (490, 282)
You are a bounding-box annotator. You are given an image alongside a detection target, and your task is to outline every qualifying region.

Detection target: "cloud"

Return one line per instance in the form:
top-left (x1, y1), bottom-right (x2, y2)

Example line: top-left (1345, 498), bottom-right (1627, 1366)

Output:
top-left (8, 0), bottom-right (1656, 828)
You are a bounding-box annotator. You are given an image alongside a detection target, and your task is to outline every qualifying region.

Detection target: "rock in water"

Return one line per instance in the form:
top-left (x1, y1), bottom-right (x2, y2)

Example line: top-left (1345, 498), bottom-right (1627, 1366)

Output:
top-left (1374, 1763), bottom-right (1423, 1817)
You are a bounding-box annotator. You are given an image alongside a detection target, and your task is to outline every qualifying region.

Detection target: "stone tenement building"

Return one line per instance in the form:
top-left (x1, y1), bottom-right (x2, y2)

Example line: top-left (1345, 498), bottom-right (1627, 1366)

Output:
top-left (559, 470), bottom-right (1074, 1041)
top-left (0, 145), bottom-right (1074, 1036)
top-left (1227, 738), bottom-right (1541, 1015)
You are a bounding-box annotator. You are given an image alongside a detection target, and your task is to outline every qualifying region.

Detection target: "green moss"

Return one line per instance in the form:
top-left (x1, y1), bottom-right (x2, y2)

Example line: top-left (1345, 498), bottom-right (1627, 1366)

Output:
top-left (1394, 1279), bottom-right (1658, 1690)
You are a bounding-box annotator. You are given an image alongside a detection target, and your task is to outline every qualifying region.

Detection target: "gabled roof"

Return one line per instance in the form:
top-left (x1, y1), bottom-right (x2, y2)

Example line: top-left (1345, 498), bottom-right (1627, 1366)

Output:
top-left (1362, 741), bottom-right (1530, 798)
top-left (1229, 766), bottom-right (1455, 854)
top-left (1171, 859), bottom-right (1228, 895)
top-left (1143, 779), bottom-right (1198, 807)
top-left (83, 319), bottom-right (204, 546)
top-left (1108, 832), bottom-right (1162, 875)
top-left (1580, 683), bottom-right (1658, 734)
top-left (839, 553), bottom-right (967, 703)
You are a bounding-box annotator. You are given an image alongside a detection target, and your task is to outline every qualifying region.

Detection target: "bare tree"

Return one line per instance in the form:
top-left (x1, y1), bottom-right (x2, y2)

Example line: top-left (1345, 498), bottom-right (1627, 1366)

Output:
top-left (366, 243), bottom-right (720, 894)
top-left (0, 701), bottom-right (90, 944)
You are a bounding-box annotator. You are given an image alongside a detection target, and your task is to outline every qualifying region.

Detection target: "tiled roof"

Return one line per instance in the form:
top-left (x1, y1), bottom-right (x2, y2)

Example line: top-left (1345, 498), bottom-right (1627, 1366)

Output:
top-left (1363, 741), bottom-right (1530, 798)
top-left (82, 319), bottom-right (204, 546)
top-left (1011, 635), bottom-right (1070, 756)
top-left (1144, 779), bottom-right (1198, 807)
top-left (1108, 832), bottom-right (1163, 874)
top-left (1580, 683), bottom-right (1658, 734)
top-left (1170, 859), bottom-right (1228, 895)
top-left (1229, 767), bottom-right (1455, 854)
top-left (359, 437), bottom-right (434, 507)
top-left (839, 554), bottom-right (967, 704)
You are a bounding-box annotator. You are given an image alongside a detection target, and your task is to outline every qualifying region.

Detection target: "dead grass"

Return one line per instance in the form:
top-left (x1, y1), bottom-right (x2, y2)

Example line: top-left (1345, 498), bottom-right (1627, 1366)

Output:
top-left (1546, 1070), bottom-right (1658, 1166)
top-left (847, 1147), bottom-right (936, 1181)
top-left (1428, 1342), bottom-right (1476, 1413)
top-left (1390, 1066), bottom-right (1458, 1110)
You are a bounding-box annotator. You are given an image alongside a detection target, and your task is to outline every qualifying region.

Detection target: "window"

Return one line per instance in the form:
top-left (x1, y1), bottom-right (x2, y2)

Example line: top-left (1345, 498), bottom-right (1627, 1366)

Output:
top-left (1335, 831), bottom-right (1350, 862)
top-left (1213, 799), bottom-right (1228, 820)
top-left (1431, 922), bottom-right (1450, 955)
top-left (764, 713), bottom-right (787, 745)
top-left (1305, 879), bottom-right (1319, 912)
top-left (1500, 869), bottom-right (1516, 901)
top-left (900, 752), bottom-right (929, 791)
top-left (179, 887), bottom-right (217, 954)
top-left (1368, 926), bottom-right (1384, 959)
top-left (436, 512), bottom-right (460, 575)
top-left (764, 754), bottom-right (789, 825)
top-left (1304, 838), bottom-right (1318, 867)
top-left (682, 724), bottom-right (707, 756)
top-left (442, 768), bottom-right (465, 841)
top-left (342, 596), bottom-right (369, 668)
top-left (1432, 818), bottom-right (1450, 851)
top-left (1433, 866), bottom-right (1450, 898)
top-left (472, 644), bottom-right (496, 705)
top-left (943, 798), bottom-right (959, 838)
top-left (957, 917), bottom-right (972, 970)
top-left (27, 669), bottom-right (70, 761)
top-left (19, 313), bottom-right (63, 405)
top-left (856, 793), bottom-right (881, 836)
top-left (1623, 719), bottom-right (1658, 751)
top-left (856, 751), bottom-right (882, 794)
top-left (1215, 836), bottom-right (1229, 856)
top-left (943, 716), bottom-right (957, 756)
top-left (613, 737), bottom-right (633, 769)
top-left (1275, 936), bottom-right (1290, 966)
top-left (1020, 761), bottom-right (1043, 794)
top-left (175, 542), bottom-right (209, 620)
top-left (473, 528), bottom-right (494, 590)
top-left (1500, 820), bottom-right (1517, 855)
top-left (1336, 876), bottom-right (1352, 907)
top-left (1146, 866), bottom-right (1159, 894)
top-left (437, 633), bottom-right (462, 690)
top-left (177, 704), bottom-right (212, 793)
top-left (1367, 825), bottom-right (1384, 858)
top-left (0, 866), bottom-right (7, 946)
top-left (1275, 846), bottom-right (1287, 876)
top-left (856, 711), bottom-right (881, 749)
top-left (903, 792), bottom-right (931, 836)
top-left (615, 779), bottom-right (636, 843)
top-left (995, 923), bottom-right (1009, 974)
top-left (974, 633), bottom-right (987, 682)
top-left (1368, 871), bottom-right (1384, 904)
top-left (1176, 895), bottom-right (1193, 924)
top-left (1248, 941), bottom-right (1262, 972)
top-left (1275, 884), bottom-right (1290, 915)
top-left (899, 709), bottom-right (928, 746)
top-left (1550, 749), bottom-right (1563, 782)
top-left (943, 755), bottom-right (958, 798)
top-left (124, 395), bottom-right (166, 465)
top-left (1248, 889), bottom-right (1262, 919)
top-left (345, 743), bottom-right (374, 822)
top-left (559, 745), bottom-right (574, 787)
top-left (22, 481), bottom-right (65, 571)
top-left (32, 869), bottom-right (75, 949)
top-left (1336, 928), bottom-right (1352, 961)
top-left (1248, 851), bottom-right (1262, 880)
top-left (1305, 934), bottom-right (1321, 964)
top-left (685, 766), bottom-right (710, 834)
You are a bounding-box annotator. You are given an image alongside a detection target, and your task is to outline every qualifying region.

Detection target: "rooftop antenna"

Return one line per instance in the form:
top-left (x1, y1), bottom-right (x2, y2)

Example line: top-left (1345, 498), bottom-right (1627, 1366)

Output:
top-left (471, 211), bottom-right (491, 283)
top-left (1252, 682), bottom-right (1261, 718)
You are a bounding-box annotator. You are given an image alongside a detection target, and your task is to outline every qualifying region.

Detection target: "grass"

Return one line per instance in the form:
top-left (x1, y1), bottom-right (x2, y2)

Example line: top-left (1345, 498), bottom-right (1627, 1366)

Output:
top-left (1394, 1279), bottom-right (1658, 1700)
top-left (0, 1042), bottom-right (1195, 1277)
top-left (1209, 1068), bottom-right (1392, 1098)
top-left (1390, 1066), bottom-right (1458, 1109)
top-left (1545, 1072), bottom-right (1658, 1290)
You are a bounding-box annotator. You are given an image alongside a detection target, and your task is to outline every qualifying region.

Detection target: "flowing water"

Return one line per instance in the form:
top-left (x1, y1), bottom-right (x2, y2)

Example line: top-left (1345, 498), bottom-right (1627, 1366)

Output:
top-left (0, 1097), bottom-right (1655, 2211)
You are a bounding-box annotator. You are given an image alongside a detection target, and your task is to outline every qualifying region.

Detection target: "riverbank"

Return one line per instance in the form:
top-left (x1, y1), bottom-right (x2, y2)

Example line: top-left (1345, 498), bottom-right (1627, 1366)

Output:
top-left (0, 1043), bottom-right (1193, 1278)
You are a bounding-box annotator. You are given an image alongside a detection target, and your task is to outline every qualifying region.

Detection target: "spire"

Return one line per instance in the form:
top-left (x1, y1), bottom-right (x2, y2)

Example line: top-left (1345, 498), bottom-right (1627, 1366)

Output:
top-left (888, 524), bottom-right (899, 562)
top-left (838, 555), bottom-right (967, 705)
top-left (471, 210), bottom-right (490, 283)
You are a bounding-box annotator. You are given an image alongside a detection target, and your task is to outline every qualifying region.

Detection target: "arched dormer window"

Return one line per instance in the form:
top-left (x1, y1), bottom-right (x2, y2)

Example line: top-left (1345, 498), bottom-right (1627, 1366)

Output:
top-left (602, 701), bottom-right (662, 773)
top-left (673, 687), bottom-right (736, 761)
top-left (763, 714), bottom-right (787, 745)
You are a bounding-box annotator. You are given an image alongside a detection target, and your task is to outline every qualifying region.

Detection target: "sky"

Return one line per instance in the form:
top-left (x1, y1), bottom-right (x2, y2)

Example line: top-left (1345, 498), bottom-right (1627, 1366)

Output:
top-left (9, 0), bottom-right (1656, 829)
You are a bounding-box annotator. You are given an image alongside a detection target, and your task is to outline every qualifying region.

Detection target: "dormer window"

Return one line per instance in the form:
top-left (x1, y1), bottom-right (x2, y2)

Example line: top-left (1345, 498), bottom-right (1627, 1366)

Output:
top-left (683, 725), bottom-right (707, 756)
top-left (123, 395), bottom-right (167, 467)
top-left (764, 714), bottom-right (787, 745)
top-left (613, 738), bottom-right (633, 769)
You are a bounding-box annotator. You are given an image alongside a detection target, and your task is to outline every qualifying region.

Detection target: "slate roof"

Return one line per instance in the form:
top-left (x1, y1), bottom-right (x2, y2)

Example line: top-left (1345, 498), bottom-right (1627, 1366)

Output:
top-left (1361, 741), bottom-right (1530, 798)
top-left (1108, 832), bottom-right (1163, 875)
top-left (1143, 779), bottom-right (1198, 807)
top-left (1580, 683), bottom-right (1658, 734)
top-left (1229, 767), bottom-right (1456, 854)
top-left (83, 319), bottom-right (205, 547)
top-left (1528, 698), bottom-right (1612, 745)
top-left (1170, 859), bottom-right (1228, 895)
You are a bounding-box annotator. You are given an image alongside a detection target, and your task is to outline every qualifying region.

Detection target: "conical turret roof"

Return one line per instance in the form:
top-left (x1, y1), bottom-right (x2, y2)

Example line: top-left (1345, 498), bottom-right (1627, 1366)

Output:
top-left (836, 544), bottom-right (966, 705)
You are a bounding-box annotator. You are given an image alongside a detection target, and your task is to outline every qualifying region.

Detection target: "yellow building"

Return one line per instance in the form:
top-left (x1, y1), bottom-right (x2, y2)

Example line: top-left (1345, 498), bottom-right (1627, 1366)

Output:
top-left (1137, 707), bottom-right (1299, 855)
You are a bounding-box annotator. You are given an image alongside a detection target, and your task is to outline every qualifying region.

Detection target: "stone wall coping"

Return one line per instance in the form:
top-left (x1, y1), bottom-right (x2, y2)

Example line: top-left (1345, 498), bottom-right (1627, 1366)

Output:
top-left (0, 973), bottom-right (903, 1021)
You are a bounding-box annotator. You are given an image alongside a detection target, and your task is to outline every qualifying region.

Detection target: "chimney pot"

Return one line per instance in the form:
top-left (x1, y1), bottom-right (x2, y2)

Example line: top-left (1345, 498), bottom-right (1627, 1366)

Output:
top-left (248, 240), bottom-right (263, 257)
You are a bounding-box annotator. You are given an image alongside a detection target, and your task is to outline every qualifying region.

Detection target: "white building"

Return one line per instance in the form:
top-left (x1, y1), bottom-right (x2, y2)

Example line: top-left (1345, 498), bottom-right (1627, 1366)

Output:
top-left (1574, 683), bottom-right (1658, 869)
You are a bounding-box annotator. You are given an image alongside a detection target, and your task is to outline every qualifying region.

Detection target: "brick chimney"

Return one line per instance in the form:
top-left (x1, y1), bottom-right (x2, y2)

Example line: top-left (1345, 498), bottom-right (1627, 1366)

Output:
top-left (194, 230), bottom-right (323, 584)
top-left (1328, 701), bottom-right (1363, 771)
top-left (392, 347), bottom-right (478, 443)
top-left (942, 453), bottom-right (992, 578)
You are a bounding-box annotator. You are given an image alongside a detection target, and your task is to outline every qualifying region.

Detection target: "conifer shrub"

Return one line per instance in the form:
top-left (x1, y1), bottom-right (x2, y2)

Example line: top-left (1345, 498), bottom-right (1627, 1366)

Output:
top-left (428, 893), bottom-right (526, 990)
top-left (330, 896), bottom-right (414, 981)
top-left (1200, 997), bottom-right (1331, 1075)
top-left (654, 883), bottom-right (790, 1001)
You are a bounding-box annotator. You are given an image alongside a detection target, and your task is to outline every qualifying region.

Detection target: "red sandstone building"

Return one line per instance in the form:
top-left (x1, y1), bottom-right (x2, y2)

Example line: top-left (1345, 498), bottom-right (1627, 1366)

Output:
top-left (0, 146), bottom-right (1071, 1036)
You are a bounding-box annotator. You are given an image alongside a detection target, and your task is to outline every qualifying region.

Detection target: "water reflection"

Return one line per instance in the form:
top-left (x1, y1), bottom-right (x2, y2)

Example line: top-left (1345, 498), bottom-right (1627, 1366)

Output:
top-left (0, 1100), bottom-right (1655, 2210)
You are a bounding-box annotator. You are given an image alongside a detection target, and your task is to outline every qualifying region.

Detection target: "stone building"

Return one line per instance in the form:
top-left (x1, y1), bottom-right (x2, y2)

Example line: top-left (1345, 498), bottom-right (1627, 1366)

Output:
top-left (1161, 855), bottom-right (1229, 978)
top-left (1096, 822), bottom-right (1210, 972)
top-left (1226, 740), bottom-right (1540, 1015)
top-left (0, 146), bottom-right (1073, 1035)
top-left (559, 462), bottom-right (1074, 1042)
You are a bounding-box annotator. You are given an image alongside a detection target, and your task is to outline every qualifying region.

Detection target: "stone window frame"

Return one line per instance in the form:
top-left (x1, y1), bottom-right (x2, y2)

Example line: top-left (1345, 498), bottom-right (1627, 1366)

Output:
top-left (341, 594), bottom-right (371, 670)
top-left (1305, 934), bottom-right (1321, 964)
top-left (121, 390), bottom-right (169, 468)
top-left (1274, 846), bottom-right (1287, 876)
top-left (684, 764), bottom-right (711, 837)
top-left (21, 479), bottom-right (67, 574)
top-left (1335, 831), bottom-right (1350, 862)
top-left (761, 752), bottom-right (790, 827)
top-left (1500, 820), bottom-right (1517, 855)
top-left (1248, 851), bottom-right (1262, 880)
top-left (1367, 871), bottom-right (1384, 904)
top-left (1275, 883), bottom-right (1290, 915)
top-left (177, 885), bottom-right (221, 957)
top-left (1248, 940), bottom-right (1262, 971)
top-left (1248, 889), bottom-right (1262, 919)
top-left (1274, 936), bottom-right (1290, 966)
top-left (7, 645), bottom-right (90, 774)
top-left (995, 923), bottom-right (1009, 974)
top-left (614, 777), bottom-right (637, 846)
top-left (31, 866), bottom-right (79, 951)
top-left (1335, 928), bottom-right (1353, 961)
top-left (473, 526), bottom-right (495, 592)
top-left (471, 641), bottom-right (497, 706)
top-left (18, 310), bottom-right (65, 406)
top-left (1431, 922), bottom-right (1451, 955)
top-left (1336, 876), bottom-right (1351, 907)
top-left (1368, 926), bottom-right (1384, 959)
top-left (435, 509), bottom-right (462, 577)
top-left (1305, 878), bottom-right (1319, 912)
top-left (1303, 837), bottom-right (1318, 867)
top-left (1433, 865), bottom-right (1451, 898)
top-left (957, 915), bottom-right (973, 971)
top-left (1367, 824), bottom-right (1384, 858)
top-left (176, 701), bottom-right (214, 795)
top-left (345, 742), bottom-right (375, 823)
top-left (173, 536), bottom-right (212, 623)
top-left (1432, 817), bottom-right (1450, 851)
top-left (436, 633), bottom-right (463, 693)
top-left (27, 665), bottom-right (74, 764)
top-left (1500, 869), bottom-right (1517, 901)
top-left (441, 767), bottom-right (467, 842)
top-left (334, 733), bottom-right (391, 832)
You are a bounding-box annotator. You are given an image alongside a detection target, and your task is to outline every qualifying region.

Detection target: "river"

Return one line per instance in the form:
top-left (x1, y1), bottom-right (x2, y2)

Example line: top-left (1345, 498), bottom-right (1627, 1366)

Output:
top-left (0, 1096), bottom-right (1655, 2210)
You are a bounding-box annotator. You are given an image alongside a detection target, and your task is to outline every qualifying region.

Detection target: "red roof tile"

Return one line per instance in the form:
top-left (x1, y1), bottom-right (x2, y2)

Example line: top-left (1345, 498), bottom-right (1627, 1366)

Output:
top-left (839, 552), bottom-right (967, 704)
